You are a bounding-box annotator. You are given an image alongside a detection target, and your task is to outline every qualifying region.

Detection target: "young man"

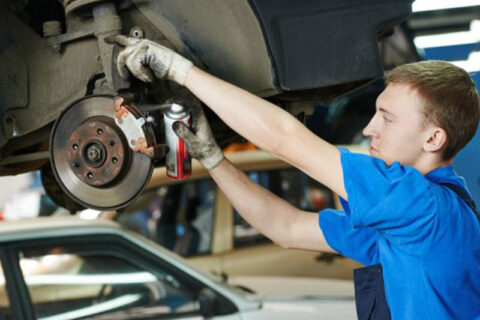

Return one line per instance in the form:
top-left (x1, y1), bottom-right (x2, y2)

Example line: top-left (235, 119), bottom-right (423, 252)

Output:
top-left (112, 36), bottom-right (480, 319)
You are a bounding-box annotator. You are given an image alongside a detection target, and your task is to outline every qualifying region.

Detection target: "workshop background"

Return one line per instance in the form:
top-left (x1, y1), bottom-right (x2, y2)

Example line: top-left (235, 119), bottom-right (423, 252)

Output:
top-left (0, 1), bottom-right (479, 318)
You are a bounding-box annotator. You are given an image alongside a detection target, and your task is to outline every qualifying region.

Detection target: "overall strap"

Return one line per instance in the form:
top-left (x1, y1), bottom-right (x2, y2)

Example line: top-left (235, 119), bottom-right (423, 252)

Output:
top-left (439, 183), bottom-right (480, 221)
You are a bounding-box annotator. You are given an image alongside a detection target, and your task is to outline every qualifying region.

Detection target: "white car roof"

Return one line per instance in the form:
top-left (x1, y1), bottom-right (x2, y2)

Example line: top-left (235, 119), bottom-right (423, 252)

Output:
top-left (0, 216), bottom-right (122, 243)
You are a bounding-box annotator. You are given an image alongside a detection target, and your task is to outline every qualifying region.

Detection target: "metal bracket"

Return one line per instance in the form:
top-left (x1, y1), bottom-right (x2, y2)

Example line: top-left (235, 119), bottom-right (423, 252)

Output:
top-left (47, 26), bottom-right (96, 47)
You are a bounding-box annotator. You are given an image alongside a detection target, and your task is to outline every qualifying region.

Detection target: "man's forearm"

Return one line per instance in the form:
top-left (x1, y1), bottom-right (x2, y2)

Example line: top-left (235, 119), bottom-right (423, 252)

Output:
top-left (184, 67), bottom-right (347, 199)
top-left (209, 159), bottom-right (334, 252)
top-left (185, 67), bottom-right (301, 156)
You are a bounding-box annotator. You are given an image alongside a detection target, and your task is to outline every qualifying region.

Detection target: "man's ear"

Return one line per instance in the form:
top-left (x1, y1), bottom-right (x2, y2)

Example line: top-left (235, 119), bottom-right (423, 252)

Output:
top-left (424, 127), bottom-right (447, 153)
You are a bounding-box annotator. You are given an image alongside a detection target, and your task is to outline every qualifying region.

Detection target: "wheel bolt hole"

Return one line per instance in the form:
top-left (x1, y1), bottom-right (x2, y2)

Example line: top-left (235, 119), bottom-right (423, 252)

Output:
top-left (97, 128), bottom-right (103, 135)
top-left (87, 172), bottom-right (93, 179)
top-left (73, 162), bottom-right (80, 169)
top-left (72, 144), bottom-right (79, 150)
top-left (112, 157), bottom-right (118, 164)
top-left (109, 140), bottom-right (115, 146)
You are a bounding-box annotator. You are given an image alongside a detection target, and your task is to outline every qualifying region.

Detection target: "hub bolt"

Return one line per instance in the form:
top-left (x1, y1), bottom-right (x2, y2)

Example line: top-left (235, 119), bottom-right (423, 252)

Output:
top-left (87, 145), bottom-right (102, 162)
top-left (72, 144), bottom-right (78, 150)
top-left (112, 157), bottom-right (118, 164)
top-left (97, 128), bottom-right (103, 135)
top-left (87, 172), bottom-right (93, 179)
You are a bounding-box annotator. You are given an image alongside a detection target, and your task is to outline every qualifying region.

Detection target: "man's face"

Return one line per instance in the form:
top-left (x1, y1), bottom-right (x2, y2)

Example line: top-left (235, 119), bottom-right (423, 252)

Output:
top-left (362, 83), bottom-right (430, 166)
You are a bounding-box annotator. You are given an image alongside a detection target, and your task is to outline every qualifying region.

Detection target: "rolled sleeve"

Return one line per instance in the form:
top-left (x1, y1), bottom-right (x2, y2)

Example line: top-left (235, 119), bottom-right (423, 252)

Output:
top-left (319, 208), bottom-right (379, 266)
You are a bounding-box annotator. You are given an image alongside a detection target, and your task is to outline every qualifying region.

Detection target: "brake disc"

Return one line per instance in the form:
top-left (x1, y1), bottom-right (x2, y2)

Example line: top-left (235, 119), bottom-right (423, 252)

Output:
top-left (50, 96), bottom-right (155, 210)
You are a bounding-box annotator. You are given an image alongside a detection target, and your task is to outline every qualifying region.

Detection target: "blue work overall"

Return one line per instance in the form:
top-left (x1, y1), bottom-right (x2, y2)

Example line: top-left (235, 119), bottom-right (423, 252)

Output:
top-left (353, 182), bottom-right (480, 320)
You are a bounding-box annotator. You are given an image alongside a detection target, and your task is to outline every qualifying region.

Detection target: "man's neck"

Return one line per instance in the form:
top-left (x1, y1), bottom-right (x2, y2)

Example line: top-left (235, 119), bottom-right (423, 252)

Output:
top-left (414, 156), bottom-right (451, 176)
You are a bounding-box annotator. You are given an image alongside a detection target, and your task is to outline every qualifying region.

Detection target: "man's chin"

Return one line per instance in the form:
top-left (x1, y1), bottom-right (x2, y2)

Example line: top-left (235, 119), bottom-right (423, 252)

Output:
top-left (369, 150), bottom-right (393, 165)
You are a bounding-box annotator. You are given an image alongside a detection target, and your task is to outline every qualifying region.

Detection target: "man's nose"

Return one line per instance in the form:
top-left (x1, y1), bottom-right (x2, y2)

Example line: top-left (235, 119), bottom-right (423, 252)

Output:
top-left (362, 117), bottom-right (376, 138)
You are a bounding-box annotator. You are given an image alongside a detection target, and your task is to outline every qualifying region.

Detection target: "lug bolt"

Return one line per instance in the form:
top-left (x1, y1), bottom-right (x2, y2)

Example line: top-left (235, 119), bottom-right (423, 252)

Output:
top-left (112, 157), bottom-right (118, 164)
top-left (97, 128), bottom-right (103, 135)
top-left (72, 144), bottom-right (79, 150)
top-left (87, 172), bottom-right (93, 179)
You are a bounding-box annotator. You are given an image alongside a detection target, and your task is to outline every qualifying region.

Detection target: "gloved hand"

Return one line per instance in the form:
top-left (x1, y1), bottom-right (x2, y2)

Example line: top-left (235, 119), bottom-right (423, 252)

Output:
top-left (110, 35), bottom-right (193, 85)
top-left (173, 105), bottom-right (225, 170)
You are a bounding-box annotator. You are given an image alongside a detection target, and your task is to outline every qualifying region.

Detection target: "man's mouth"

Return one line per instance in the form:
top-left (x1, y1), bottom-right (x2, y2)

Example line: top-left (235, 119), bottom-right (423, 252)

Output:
top-left (369, 145), bottom-right (379, 154)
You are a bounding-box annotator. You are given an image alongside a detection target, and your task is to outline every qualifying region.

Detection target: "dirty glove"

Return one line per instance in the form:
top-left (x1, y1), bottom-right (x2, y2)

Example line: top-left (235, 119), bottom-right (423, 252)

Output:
top-left (111, 35), bottom-right (193, 85)
top-left (173, 106), bottom-right (224, 170)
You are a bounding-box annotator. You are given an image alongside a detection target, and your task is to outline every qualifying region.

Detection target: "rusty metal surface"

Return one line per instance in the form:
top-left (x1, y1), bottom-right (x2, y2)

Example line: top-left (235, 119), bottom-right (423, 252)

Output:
top-left (50, 96), bottom-right (154, 210)
top-left (1, 0), bottom-right (276, 163)
top-left (67, 118), bottom-right (126, 186)
top-left (3, 8), bottom-right (102, 138)
top-left (133, 0), bottom-right (278, 97)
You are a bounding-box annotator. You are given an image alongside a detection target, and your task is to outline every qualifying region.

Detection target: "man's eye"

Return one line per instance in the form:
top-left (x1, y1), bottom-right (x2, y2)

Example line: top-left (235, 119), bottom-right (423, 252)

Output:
top-left (382, 115), bottom-right (392, 123)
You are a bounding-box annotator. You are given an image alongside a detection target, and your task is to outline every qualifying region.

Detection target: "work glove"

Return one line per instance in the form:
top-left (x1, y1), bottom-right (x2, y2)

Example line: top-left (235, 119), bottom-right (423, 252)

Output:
top-left (110, 35), bottom-right (193, 85)
top-left (172, 105), bottom-right (225, 170)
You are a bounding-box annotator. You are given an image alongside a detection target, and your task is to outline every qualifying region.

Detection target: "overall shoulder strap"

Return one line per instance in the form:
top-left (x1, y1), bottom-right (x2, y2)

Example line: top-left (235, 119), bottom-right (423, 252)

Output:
top-left (439, 183), bottom-right (480, 221)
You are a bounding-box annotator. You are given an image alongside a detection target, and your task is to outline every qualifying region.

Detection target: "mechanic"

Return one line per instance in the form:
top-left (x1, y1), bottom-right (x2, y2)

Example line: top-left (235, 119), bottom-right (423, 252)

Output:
top-left (111, 36), bottom-right (480, 320)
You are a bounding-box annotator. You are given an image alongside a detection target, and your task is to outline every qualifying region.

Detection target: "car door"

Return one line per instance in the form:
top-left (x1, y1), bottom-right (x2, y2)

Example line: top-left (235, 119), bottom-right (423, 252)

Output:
top-left (4, 234), bottom-right (240, 320)
top-left (0, 248), bottom-right (22, 320)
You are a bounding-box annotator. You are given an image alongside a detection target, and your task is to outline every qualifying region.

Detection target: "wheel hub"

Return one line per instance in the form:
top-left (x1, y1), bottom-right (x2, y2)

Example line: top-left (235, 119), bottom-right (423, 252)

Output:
top-left (67, 119), bottom-right (126, 186)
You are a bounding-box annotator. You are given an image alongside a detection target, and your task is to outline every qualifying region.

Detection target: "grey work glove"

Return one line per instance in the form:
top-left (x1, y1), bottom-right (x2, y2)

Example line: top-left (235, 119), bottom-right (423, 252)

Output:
top-left (111, 35), bottom-right (193, 85)
top-left (173, 106), bottom-right (225, 170)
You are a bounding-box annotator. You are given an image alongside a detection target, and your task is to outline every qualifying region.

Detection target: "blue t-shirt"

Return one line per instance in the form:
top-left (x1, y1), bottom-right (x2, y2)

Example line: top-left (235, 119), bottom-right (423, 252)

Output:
top-left (319, 148), bottom-right (480, 320)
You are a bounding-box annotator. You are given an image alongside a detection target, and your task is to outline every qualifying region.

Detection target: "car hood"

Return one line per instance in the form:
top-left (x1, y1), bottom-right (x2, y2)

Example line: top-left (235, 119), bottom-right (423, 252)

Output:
top-left (241, 297), bottom-right (356, 320)
top-left (229, 276), bottom-right (356, 319)
top-left (228, 275), bottom-right (354, 299)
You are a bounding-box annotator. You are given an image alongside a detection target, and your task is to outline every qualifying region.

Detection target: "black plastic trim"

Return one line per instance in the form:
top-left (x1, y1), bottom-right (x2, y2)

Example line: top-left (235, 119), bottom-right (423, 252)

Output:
top-left (248, 0), bottom-right (414, 91)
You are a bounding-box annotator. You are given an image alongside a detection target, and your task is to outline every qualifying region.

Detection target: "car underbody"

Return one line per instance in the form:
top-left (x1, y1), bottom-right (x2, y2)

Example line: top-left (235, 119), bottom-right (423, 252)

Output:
top-left (0, 0), bottom-right (414, 210)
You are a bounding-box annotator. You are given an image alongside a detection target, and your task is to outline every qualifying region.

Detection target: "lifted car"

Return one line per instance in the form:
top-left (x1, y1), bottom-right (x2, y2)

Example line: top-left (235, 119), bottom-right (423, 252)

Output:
top-left (0, 0), bottom-right (413, 210)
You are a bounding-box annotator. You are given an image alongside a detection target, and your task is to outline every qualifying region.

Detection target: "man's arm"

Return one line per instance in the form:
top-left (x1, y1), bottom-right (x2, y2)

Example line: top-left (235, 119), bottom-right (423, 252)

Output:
top-left (185, 67), bottom-right (347, 199)
top-left (165, 105), bottom-right (334, 252)
top-left (111, 36), bottom-right (347, 199)
top-left (210, 159), bottom-right (335, 252)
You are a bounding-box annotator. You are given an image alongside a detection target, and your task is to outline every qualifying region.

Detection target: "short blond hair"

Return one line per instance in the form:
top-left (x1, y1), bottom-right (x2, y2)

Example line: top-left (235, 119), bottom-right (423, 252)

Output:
top-left (387, 61), bottom-right (480, 160)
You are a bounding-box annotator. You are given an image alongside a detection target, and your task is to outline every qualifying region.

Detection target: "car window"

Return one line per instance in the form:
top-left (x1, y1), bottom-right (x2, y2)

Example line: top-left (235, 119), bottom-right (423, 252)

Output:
top-left (18, 246), bottom-right (202, 320)
top-left (0, 260), bottom-right (12, 320)
top-left (119, 180), bottom-right (216, 257)
top-left (234, 168), bottom-right (333, 248)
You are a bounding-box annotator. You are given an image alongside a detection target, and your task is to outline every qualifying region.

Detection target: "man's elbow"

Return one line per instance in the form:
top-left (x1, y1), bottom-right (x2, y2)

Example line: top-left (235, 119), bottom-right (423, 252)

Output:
top-left (273, 237), bottom-right (294, 249)
top-left (270, 219), bottom-right (301, 249)
top-left (265, 118), bottom-right (299, 157)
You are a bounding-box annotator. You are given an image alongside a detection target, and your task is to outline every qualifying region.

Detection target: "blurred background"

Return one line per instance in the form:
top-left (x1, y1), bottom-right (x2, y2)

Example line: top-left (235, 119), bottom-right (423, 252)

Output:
top-left (0, 0), bottom-right (478, 278)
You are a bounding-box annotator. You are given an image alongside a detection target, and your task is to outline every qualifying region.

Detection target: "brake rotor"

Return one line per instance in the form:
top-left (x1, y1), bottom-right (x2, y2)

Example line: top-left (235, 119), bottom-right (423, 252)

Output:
top-left (50, 96), bottom-right (155, 210)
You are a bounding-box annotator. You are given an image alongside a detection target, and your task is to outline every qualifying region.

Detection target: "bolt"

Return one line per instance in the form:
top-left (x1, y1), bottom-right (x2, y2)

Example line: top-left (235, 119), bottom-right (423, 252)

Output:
top-left (87, 145), bottom-right (102, 162)
top-left (112, 157), bottom-right (118, 164)
top-left (130, 26), bottom-right (144, 39)
top-left (87, 172), bottom-right (93, 179)
top-left (109, 140), bottom-right (115, 146)
top-left (97, 128), bottom-right (103, 135)
top-left (72, 144), bottom-right (79, 150)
